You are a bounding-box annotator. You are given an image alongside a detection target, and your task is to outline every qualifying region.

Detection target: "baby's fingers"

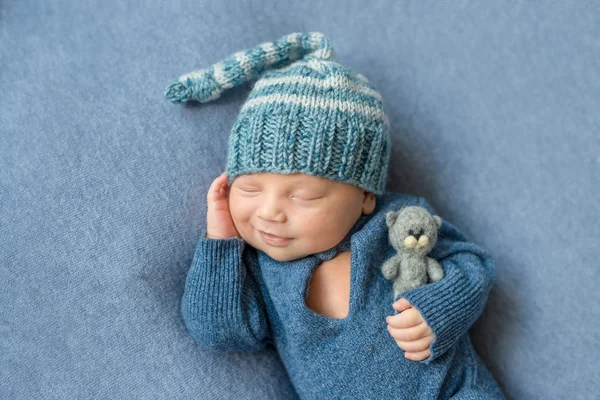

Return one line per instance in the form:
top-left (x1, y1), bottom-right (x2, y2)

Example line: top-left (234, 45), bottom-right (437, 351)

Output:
top-left (392, 334), bottom-right (433, 353)
top-left (404, 349), bottom-right (431, 361)
top-left (387, 322), bottom-right (431, 342)
top-left (386, 308), bottom-right (423, 329)
top-left (207, 172), bottom-right (229, 202)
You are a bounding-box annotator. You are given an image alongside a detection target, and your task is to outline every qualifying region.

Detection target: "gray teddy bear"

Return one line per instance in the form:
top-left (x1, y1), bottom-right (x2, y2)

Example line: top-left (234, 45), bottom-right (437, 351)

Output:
top-left (382, 205), bottom-right (445, 301)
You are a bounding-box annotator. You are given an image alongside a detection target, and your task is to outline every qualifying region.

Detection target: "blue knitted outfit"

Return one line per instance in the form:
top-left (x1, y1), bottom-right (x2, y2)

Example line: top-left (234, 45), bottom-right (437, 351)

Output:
top-left (181, 193), bottom-right (504, 399)
top-left (166, 32), bottom-right (505, 399)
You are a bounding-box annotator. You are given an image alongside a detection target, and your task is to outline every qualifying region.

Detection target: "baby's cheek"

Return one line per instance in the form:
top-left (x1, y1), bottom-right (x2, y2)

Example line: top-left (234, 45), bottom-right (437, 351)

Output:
top-left (229, 196), bottom-right (252, 220)
top-left (303, 213), bottom-right (344, 248)
top-left (296, 214), bottom-right (320, 233)
top-left (297, 209), bottom-right (332, 235)
top-left (228, 201), bottom-right (253, 237)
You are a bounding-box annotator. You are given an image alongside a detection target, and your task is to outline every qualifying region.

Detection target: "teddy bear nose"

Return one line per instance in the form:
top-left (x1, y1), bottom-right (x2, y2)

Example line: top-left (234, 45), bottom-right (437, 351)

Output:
top-left (409, 229), bottom-right (424, 240)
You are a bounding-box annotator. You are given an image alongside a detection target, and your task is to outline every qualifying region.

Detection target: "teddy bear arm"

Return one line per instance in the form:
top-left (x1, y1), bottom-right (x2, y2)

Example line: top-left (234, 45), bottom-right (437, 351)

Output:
top-left (426, 257), bottom-right (444, 282)
top-left (382, 256), bottom-right (401, 280)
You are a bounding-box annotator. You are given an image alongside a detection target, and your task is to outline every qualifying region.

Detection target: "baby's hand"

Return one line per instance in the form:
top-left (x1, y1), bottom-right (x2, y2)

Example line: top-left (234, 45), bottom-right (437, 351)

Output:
top-left (386, 298), bottom-right (434, 361)
top-left (206, 172), bottom-right (240, 239)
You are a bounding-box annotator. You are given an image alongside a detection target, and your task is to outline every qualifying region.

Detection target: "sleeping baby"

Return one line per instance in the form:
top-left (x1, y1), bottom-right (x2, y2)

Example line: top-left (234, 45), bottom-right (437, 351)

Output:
top-left (166, 32), bottom-right (505, 399)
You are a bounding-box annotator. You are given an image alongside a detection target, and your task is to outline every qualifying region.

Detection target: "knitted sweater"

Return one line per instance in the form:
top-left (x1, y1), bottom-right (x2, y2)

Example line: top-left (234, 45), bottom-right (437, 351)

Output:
top-left (181, 191), bottom-right (505, 399)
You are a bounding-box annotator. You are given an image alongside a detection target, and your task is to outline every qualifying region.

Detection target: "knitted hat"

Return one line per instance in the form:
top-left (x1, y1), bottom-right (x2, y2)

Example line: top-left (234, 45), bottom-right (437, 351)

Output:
top-left (165, 32), bottom-right (391, 195)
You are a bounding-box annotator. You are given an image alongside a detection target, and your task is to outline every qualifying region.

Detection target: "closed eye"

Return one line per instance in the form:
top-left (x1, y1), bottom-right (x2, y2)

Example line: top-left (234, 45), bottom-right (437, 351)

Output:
top-left (292, 196), bottom-right (322, 201)
top-left (236, 187), bottom-right (261, 195)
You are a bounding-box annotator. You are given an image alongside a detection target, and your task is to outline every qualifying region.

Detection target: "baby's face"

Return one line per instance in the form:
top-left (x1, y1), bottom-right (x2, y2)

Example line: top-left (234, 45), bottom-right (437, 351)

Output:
top-left (229, 172), bottom-right (376, 262)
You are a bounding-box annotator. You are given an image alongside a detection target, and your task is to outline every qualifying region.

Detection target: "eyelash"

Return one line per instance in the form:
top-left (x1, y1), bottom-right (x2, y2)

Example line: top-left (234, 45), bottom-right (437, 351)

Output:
top-left (292, 196), bottom-right (320, 201)
top-left (239, 189), bottom-right (320, 201)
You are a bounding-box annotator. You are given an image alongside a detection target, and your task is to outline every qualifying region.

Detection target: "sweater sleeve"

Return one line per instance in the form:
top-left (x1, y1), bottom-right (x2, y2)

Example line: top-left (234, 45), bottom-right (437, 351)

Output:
top-left (399, 197), bottom-right (497, 365)
top-left (180, 228), bottom-right (273, 353)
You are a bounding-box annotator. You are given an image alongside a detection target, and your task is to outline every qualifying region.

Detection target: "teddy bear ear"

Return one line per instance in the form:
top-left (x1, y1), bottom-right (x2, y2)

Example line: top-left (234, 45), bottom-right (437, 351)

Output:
top-left (433, 215), bottom-right (443, 229)
top-left (386, 211), bottom-right (398, 228)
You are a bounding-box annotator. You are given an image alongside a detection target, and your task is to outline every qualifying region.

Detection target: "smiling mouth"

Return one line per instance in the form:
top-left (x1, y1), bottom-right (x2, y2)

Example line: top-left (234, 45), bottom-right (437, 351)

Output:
top-left (259, 231), bottom-right (293, 246)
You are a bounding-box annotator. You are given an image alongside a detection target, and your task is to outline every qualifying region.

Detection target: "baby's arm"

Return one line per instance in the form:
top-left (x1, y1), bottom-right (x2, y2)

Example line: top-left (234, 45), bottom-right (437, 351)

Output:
top-left (180, 172), bottom-right (271, 353)
top-left (180, 230), bottom-right (272, 352)
top-left (399, 197), bottom-right (497, 364)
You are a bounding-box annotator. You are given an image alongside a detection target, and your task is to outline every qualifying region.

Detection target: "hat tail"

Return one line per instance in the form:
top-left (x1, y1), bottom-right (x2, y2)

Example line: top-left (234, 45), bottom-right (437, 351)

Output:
top-left (165, 32), bottom-right (334, 104)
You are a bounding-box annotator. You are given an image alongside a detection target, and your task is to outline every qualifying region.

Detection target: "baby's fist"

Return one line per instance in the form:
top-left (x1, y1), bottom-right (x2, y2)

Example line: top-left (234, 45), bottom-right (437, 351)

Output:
top-left (386, 298), bottom-right (434, 361)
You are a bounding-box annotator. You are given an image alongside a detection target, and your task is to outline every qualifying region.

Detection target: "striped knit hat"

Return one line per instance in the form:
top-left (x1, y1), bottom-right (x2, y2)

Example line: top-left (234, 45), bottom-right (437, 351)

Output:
top-left (165, 32), bottom-right (390, 195)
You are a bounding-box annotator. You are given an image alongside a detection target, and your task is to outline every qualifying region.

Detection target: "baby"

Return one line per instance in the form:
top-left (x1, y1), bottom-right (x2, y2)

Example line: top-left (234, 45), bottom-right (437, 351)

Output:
top-left (167, 32), bottom-right (505, 399)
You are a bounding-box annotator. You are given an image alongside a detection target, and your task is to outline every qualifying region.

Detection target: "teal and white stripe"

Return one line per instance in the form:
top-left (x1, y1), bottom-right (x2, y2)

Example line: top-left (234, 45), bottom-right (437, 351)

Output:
top-left (165, 32), bottom-right (334, 104)
top-left (240, 94), bottom-right (388, 126)
top-left (251, 75), bottom-right (383, 102)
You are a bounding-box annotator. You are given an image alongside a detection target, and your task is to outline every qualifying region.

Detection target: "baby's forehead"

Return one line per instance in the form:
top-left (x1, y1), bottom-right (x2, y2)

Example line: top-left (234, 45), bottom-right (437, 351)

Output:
top-left (234, 172), bottom-right (333, 187)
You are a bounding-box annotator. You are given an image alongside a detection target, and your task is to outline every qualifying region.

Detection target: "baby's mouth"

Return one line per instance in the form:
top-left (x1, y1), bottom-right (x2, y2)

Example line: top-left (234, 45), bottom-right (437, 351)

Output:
top-left (259, 230), bottom-right (293, 246)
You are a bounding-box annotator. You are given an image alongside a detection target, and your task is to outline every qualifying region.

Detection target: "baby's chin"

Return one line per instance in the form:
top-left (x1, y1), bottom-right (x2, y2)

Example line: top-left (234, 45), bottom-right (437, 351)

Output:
top-left (251, 239), bottom-right (308, 262)
top-left (260, 246), bottom-right (302, 262)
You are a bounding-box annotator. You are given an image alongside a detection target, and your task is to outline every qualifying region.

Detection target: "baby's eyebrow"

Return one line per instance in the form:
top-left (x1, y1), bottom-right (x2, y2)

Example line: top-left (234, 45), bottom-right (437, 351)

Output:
top-left (238, 179), bottom-right (326, 191)
top-left (286, 179), bottom-right (328, 189)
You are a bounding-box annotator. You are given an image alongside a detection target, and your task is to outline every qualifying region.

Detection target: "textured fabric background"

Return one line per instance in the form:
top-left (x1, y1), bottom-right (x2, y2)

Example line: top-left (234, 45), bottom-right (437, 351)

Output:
top-left (1, 1), bottom-right (598, 399)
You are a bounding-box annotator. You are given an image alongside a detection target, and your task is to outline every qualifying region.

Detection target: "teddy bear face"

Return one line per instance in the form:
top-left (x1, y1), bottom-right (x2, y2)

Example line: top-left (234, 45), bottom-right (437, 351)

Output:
top-left (386, 206), bottom-right (441, 255)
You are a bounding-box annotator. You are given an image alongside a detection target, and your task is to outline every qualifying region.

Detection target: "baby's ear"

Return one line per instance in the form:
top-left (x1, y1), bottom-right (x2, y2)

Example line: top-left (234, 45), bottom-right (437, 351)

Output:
top-left (386, 211), bottom-right (398, 228)
top-left (433, 215), bottom-right (442, 229)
